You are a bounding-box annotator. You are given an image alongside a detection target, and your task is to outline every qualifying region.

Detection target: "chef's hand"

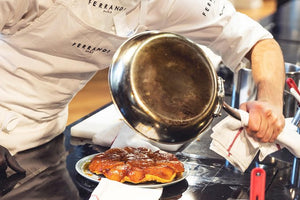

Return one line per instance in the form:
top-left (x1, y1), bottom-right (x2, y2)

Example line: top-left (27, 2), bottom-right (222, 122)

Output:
top-left (240, 101), bottom-right (285, 143)
top-left (0, 145), bottom-right (26, 174)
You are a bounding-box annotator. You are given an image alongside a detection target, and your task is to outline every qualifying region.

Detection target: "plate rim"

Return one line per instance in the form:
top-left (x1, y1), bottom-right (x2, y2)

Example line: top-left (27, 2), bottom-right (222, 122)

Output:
top-left (75, 153), bottom-right (189, 188)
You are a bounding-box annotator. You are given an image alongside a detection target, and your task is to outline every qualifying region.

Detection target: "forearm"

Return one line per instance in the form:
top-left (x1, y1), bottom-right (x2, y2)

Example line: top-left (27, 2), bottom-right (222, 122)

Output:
top-left (240, 38), bottom-right (285, 142)
top-left (247, 38), bottom-right (285, 109)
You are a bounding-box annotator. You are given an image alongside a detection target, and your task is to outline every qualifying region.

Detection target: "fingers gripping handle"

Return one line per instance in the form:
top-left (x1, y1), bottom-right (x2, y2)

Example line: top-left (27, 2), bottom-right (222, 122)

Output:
top-left (222, 102), bottom-right (249, 126)
top-left (239, 109), bottom-right (300, 158)
top-left (222, 102), bottom-right (300, 158)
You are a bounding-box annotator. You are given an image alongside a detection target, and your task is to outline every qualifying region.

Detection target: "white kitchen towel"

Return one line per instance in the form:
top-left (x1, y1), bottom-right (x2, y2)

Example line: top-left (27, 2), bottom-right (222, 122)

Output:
top-left (70, 104), bottom-right (123, 146)
top-left (70, 104), bottom-right (183, 151)
top-left (210, 110), bottom-right (300, 172)
top-left (89, 178), bottom-right (163, 200)
top-left (70, 104), bottom-right (159, 150)
top-left (110, 123), bottom-right (159, 151)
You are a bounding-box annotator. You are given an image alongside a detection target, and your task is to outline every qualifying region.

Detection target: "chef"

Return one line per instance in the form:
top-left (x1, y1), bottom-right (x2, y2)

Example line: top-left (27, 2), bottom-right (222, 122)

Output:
top-left (0, 0), bottom-right (285, 173)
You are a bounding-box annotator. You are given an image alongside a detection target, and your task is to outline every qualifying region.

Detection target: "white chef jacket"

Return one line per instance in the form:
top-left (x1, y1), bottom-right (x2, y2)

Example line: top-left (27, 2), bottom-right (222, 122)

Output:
top-left (0, 0), bottom-right (272, 154)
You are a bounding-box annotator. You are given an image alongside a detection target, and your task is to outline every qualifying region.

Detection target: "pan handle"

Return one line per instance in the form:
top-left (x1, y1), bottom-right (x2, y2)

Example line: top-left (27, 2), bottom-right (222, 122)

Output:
top-left (217, 76), bottom-right (241, 120)
top-left (222, 102), bottom-right (241, 120)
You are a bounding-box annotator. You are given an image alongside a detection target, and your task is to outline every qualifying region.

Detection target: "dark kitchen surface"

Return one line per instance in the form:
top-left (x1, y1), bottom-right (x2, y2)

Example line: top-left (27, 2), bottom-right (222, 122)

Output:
top-left (1, 1), bottom-right (300, 199)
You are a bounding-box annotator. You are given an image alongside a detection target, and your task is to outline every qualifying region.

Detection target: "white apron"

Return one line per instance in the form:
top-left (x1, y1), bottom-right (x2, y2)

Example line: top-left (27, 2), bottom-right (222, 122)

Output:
top-left (0, 0), bottom-right (272, 154)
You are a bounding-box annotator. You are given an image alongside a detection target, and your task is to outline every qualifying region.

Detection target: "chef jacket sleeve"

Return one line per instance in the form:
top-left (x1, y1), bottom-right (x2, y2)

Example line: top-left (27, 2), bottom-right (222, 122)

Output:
top-left (153, 0), bottom-right (273, 72)
top-left (0, 0), bottom-right (53, 34)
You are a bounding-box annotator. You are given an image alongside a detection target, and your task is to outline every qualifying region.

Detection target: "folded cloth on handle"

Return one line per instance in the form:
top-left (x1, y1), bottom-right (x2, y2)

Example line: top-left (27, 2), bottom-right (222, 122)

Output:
top-left (210, 110), bottom-right (300, 172)
top-left (89, 178), bottom-right (163, 200)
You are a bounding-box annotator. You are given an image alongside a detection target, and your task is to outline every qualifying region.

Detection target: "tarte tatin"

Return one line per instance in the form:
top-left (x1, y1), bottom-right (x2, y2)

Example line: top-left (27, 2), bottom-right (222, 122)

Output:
top-left (88, 147), bottom-right (185, 184)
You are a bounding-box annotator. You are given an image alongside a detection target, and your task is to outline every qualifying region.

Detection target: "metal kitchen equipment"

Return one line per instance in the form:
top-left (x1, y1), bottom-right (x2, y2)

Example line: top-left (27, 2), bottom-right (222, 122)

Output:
top-left (231, 62), bottom-right (300, 118)
top-left (284, 63), bottom-right (300, 117)
top-left (289, 77), bottom-right (300, 189)
top-left (231, 65), bottom-right (257, 109)
top-left (109, 31), bottom-right (240, 144)
top-left (291, 107), bottom-right (300, 188)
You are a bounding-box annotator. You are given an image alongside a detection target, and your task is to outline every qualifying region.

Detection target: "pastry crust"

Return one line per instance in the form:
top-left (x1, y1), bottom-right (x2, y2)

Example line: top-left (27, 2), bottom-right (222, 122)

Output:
top-left (88, 147), bottom-right (185, 184)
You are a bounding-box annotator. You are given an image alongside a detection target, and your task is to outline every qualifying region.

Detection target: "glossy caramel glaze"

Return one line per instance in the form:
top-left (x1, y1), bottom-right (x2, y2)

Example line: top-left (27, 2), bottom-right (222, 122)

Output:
top-left (88, 147), bottom-right (185, 183)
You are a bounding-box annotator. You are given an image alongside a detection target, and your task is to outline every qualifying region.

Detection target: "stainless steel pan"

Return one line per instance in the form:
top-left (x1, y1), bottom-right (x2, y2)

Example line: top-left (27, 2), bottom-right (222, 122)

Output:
top-left (109, 31), bottom-right (240, 144)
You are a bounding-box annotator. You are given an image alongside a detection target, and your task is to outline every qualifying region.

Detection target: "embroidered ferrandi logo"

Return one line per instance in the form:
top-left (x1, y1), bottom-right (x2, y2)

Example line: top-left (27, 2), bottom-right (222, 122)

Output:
top-left (88, 0), bottom-right (127, 14)
top-left (202, 0), bottom-right (216, 16)
top-left (72, 42), bottom-right (111, 54)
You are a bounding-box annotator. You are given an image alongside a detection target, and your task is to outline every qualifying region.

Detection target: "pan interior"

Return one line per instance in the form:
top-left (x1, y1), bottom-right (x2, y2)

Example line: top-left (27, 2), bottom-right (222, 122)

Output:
top-left (131, 36), bottom-right (216, 123)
